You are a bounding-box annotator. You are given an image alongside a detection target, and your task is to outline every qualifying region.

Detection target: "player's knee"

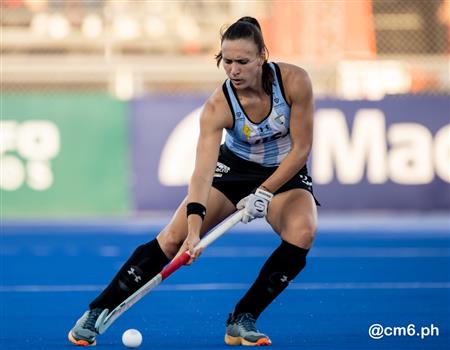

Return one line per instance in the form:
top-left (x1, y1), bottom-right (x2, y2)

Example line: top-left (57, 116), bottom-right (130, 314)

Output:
top-left (300, 224), bottom-right (317, 248)
top-left (282, 220), bottom-right (316, 249)
top-left (157, 229), bottom-right (185, 258)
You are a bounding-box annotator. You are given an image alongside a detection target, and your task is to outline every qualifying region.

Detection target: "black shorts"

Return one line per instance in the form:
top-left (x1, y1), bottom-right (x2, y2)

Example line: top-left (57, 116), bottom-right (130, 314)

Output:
top-left (211, 145), bottom-right (320, 206)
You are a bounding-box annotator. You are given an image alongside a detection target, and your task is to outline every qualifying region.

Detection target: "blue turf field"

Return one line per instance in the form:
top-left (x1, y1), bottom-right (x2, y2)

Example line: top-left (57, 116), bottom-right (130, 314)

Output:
top-left (1, 216), bottom-right (449, 350)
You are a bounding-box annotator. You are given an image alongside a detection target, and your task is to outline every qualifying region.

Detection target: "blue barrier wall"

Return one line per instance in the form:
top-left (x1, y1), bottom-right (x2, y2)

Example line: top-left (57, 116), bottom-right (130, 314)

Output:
top-left (312, 95), bottom-right (449, 210)
top-left (130, 95), bottom-right (449, 211)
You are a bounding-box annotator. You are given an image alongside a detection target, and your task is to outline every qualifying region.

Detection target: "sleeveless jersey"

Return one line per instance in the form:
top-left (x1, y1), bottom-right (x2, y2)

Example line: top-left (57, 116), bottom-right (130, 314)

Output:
top-left (223, 62), bottom-right (291, 167)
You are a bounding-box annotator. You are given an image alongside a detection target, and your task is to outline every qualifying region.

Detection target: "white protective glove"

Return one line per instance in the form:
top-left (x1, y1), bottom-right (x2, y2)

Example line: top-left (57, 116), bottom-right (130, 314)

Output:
top-left (237, 187), bottom-right (274, 224)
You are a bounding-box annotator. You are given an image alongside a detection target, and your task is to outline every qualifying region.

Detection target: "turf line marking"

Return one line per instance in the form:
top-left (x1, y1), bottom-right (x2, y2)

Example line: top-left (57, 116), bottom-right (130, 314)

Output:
top-left (1, 282), bottom-right (449, 292)
top-left (2, 246), bottom-right (449, 258)
top-left (206, 247), bottom-right (450, 258)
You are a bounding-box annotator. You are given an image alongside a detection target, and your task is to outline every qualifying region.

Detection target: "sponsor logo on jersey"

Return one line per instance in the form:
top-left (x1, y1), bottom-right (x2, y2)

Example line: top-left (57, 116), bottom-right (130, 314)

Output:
top-left (274, 114), bottom-right (285, 126)
top-left (215, 162), bottom-right (230, 174)
top-left (299, 174), bottom-right (312, 186)
top-left (252, 128), bottom-right (290, 145)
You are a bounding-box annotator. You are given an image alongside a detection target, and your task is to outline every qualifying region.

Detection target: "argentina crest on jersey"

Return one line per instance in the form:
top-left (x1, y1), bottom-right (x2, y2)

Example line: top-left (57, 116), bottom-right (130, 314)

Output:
top-left (241, 121), bottom-right (265, 143)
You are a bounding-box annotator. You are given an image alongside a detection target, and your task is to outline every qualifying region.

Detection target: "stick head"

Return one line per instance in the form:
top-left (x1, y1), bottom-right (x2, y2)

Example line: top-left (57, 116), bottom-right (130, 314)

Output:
top-left (95, 308), bottom-right (110, 334)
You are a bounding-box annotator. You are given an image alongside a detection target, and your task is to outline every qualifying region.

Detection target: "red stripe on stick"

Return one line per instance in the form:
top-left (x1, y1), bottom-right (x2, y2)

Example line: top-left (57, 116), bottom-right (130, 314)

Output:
top-left (160, 252), bottom-right (190, 280)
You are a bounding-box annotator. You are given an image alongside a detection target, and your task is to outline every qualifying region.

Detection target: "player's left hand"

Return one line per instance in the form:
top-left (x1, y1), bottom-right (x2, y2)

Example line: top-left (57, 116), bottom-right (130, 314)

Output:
top-left (175, 233), bottom-right (202, 265)
top-left (185, 233), bottom-right (202, 261)
top-left (237, 187), bottom-right (274, 224)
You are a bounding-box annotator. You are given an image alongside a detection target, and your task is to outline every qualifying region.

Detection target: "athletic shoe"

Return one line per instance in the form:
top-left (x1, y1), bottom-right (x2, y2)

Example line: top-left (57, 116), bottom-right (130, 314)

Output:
top-left (224, 312), bottom-right (272, 346)
top-left (68, 308), bottom-right (103, 346)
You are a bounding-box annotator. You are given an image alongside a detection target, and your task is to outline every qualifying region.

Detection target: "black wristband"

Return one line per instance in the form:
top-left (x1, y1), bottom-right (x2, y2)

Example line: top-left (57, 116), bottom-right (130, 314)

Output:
top-left (186, 202), bottom-right (206, 221)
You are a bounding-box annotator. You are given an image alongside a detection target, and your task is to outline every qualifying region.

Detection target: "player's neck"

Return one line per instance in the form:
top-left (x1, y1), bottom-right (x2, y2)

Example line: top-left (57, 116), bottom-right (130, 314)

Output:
top-left (239, 75), bottom-right (266, 98)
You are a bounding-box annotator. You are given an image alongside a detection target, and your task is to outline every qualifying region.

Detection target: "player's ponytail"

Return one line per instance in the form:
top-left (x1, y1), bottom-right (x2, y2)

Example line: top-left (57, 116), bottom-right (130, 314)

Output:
top-left (215, 16), bottom-right (273, 95)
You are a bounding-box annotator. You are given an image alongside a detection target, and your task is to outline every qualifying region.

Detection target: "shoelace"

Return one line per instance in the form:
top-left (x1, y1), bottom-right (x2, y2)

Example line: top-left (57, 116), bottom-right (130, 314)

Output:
top-left (235, 313), bottom-right (258, 332)
top-left (82, 308), bottom-right (102, 332)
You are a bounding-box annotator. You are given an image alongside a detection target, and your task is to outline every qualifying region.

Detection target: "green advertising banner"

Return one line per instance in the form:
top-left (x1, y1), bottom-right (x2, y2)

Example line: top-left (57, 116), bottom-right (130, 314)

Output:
top-left (1, 93), bottom-right (129, 217)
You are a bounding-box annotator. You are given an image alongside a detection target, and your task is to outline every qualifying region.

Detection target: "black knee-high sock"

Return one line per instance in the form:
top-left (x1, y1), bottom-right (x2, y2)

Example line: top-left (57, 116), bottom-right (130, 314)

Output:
top-left (89, 238), bottom-right (170, 311)
top-left (233, 240), bottom-right (309, 319)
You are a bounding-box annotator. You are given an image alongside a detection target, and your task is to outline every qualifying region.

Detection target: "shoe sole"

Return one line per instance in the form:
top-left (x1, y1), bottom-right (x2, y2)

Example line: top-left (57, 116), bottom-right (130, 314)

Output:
top-left (68, 330), bottom-right (96, 347)
top-left (224, 334), bottom-right (272, 346)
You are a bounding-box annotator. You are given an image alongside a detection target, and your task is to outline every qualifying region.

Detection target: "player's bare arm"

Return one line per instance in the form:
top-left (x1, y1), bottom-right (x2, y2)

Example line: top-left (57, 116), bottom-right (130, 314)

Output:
top-left (260, 64), bottom-right (314, 193)
top-left (183, 89), bottom-right (233, 257)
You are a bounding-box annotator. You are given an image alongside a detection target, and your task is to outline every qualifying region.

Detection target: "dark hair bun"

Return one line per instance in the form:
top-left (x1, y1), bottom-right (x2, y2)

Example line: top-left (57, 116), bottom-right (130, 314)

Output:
top-left (237, 16), bottom-right (261, 31)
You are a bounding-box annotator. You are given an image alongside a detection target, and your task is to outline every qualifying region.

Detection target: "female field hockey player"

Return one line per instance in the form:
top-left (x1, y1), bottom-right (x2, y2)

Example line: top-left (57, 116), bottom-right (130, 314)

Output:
top-left (69, 16), bottom-right (318, 347)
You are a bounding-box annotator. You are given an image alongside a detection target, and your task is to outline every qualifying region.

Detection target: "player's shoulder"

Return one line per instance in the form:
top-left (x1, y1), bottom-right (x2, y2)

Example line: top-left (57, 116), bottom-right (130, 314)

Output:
top-left (201, 85), bottom-right (233, 128)
top-left (206, 85), bottom-right (228, 108)
top-left (275, 62), bottom-right (311, 87)
top-left (202, 84), bottom-right (229, 111)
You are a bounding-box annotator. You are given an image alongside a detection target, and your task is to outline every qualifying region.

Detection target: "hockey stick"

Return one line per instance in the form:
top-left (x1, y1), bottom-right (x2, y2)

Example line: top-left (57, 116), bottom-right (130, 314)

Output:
top-left (96, 209), bottom-right (245, 334)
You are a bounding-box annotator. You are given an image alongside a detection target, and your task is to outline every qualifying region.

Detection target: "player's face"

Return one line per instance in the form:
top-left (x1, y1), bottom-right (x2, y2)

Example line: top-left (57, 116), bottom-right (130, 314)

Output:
top-left (221, 39), bottom-right (264, 90)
